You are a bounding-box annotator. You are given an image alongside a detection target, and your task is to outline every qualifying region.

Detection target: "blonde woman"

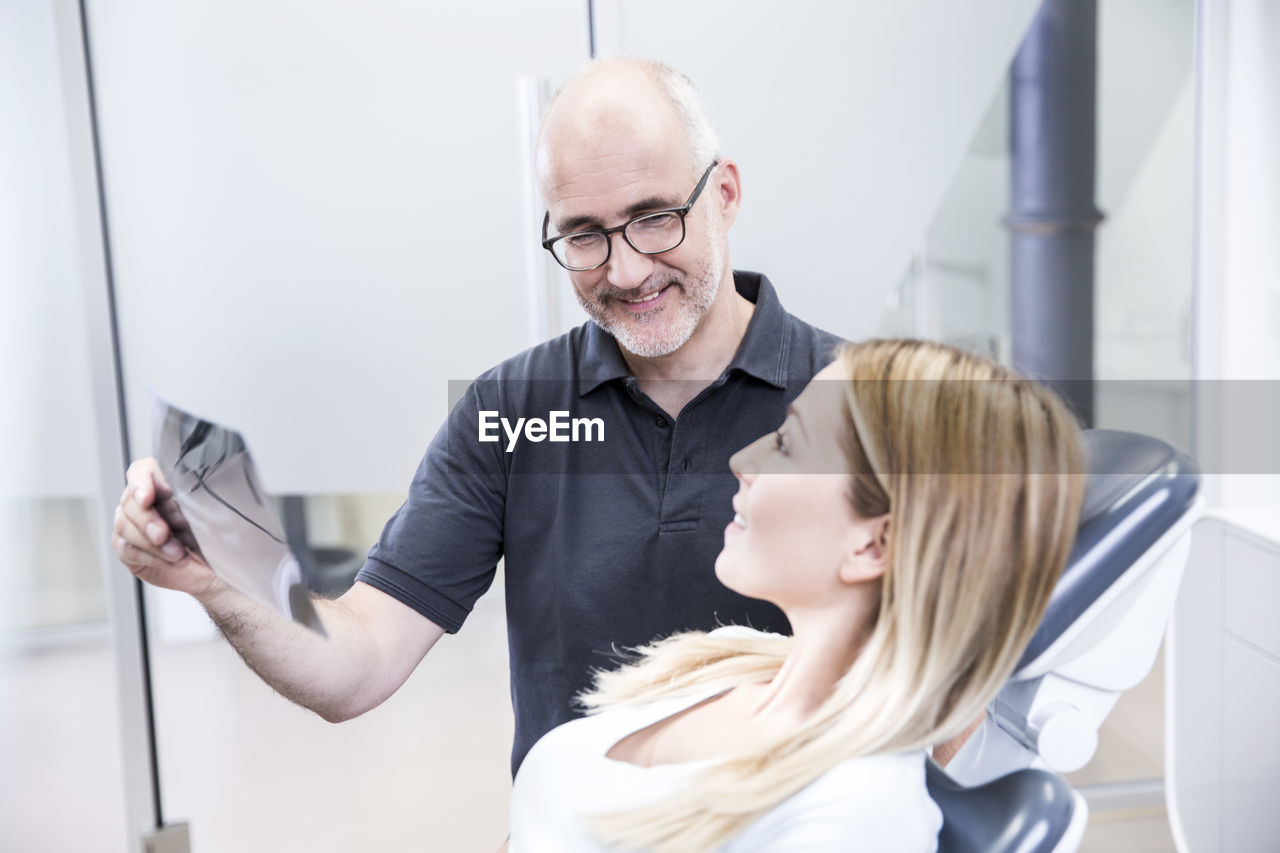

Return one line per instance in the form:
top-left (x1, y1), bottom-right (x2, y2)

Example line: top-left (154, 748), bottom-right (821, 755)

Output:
top-left (509, 339), bottom-right (1086, 852)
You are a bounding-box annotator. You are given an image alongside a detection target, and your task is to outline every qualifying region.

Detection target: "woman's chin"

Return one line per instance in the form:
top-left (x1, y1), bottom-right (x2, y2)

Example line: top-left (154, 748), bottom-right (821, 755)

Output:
top-left (713, 555), bottom-right (733, 590)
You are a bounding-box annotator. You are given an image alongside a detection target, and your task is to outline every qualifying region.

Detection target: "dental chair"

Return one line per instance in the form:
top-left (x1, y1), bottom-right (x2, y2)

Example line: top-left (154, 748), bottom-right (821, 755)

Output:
top-left (928, 429), bottom-right (1202, 853)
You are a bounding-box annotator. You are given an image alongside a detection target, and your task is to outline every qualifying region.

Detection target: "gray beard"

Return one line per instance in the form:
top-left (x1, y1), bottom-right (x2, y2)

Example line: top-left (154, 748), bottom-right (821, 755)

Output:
top-left (578, 247), bottom-right (724, 359)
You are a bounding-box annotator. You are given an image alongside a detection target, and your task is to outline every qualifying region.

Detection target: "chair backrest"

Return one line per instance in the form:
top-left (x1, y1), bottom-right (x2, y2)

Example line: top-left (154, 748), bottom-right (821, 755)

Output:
top-left (926, 758), bottom-right (1086, 853)
top-left (948, 430), bottom-right (1202, 784)
top-left (1018, 428), bottom-right (1200, 673)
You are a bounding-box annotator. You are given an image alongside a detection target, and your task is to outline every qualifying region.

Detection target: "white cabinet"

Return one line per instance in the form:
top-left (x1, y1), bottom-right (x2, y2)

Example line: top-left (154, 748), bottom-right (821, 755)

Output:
top-left (1169, 508), bottom-right (1280, 852)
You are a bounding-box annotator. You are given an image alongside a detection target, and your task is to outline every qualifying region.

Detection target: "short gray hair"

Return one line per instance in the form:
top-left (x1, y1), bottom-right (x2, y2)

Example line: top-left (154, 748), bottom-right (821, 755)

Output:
top-left (640, 58), bottom-right (721, 172)
top-left (544, 56), bottom-right (721, 175)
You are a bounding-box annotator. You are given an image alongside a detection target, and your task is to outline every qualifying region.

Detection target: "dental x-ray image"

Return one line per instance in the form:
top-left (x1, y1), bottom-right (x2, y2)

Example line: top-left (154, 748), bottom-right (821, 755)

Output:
top-left (152, 395), bottom-right (325, 635)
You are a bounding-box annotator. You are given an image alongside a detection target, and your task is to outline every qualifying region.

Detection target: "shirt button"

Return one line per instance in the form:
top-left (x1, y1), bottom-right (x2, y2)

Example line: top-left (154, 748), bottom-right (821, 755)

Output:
top-left (655, 415), bottom-right (668, 428)
top-left (681, 458), bottom-right (691, 472)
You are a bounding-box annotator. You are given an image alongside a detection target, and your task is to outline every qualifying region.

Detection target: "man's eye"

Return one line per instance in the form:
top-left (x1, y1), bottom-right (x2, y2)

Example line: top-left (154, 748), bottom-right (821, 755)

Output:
top-left (635, 212), bottom-right (677, 230)
top-left (565, 233), bottom-right (604, 248)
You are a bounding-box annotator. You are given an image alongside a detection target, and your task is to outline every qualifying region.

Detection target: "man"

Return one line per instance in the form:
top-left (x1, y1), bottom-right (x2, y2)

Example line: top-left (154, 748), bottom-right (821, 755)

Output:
top-left (113, 56), bottom-right (841, 776)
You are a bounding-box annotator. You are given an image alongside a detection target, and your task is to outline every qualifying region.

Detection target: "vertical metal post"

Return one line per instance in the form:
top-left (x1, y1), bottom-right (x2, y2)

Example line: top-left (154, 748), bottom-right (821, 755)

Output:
top-left (1189, 0), bottom-right (1227, 510)
top-left (1006, 0), bottom-right (1104, 426)
top-left (587, 0), bottom-right (597, 58)
top-left (518, 74), bottom-right (562, 345)
top-left (589, 0), bottom-right (622, 57)
top-left (51, 1), bottom-right (187, 850)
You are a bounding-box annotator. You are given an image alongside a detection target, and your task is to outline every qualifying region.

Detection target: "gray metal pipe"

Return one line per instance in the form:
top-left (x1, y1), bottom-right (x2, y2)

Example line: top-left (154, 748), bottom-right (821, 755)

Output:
top-left (1007, 0), bottom-right (1104, 426)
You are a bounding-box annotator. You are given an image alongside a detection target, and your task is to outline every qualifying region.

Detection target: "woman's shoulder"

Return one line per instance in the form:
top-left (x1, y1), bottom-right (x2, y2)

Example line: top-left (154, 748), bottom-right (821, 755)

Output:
top-left (706, 625), bottom-right (784, 640)
top-left (727, 750), bottom-right (941, 851)
top-left (797, 748), bottom-right (936, 809)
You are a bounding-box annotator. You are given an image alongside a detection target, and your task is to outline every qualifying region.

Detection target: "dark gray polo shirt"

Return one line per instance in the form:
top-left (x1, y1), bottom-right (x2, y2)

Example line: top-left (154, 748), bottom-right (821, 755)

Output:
top-left (356, 271), bottom-right (842, 774)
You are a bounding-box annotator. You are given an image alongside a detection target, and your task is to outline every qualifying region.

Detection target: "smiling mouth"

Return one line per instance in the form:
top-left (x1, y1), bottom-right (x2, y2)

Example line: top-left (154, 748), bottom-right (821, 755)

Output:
top-left (621, 289), bottom-right (664, 304)
top-left (732, 512), bottom-right (747, 528)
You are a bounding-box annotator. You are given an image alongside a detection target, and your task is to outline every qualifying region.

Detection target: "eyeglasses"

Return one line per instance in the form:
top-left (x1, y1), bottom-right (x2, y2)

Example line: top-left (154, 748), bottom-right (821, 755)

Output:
top-left (541, 161), bottom-right (719, 272)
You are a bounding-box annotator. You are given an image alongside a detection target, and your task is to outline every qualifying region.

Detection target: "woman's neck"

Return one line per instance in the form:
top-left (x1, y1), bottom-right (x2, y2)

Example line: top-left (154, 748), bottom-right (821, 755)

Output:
top-left (746, 607), bottom-right (873, 725)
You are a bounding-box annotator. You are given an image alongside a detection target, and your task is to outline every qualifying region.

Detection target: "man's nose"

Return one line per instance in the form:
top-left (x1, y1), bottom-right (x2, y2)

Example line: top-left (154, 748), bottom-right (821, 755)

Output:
top-left (604, 233), bottom-right (655, 290)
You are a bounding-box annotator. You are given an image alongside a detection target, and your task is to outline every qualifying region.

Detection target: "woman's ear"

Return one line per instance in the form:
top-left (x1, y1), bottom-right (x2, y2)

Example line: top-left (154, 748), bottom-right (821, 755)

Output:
top-left (838, 515), bottom-right (889, 585)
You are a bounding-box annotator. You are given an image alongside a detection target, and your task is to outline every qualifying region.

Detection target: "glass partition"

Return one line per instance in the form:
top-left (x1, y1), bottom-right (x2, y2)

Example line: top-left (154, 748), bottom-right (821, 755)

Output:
top-left (890, 3), bottom-right (1195, 846)
top-left (0, 0), bottom-right (127, 848)
top-left (83, 0), bottom-right (584, 846)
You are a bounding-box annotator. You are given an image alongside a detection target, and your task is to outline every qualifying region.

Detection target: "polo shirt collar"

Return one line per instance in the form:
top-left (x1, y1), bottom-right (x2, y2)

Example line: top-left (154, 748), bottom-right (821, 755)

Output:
top-left (577, 320), bottom-right (633, 396)
top-left (723, 271), bottom-right (790, 390)
top-left (576, 270), bottom-right (791, 396)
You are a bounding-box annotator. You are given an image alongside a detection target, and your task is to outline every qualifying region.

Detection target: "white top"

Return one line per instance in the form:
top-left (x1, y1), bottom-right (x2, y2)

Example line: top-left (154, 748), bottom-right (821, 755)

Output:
top-left (509, 648), bottom-right (942, 851)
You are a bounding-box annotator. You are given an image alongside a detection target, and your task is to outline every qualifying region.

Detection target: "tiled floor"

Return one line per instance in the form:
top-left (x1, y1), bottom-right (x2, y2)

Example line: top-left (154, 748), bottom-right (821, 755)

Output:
top-left (2, 586), bottom-right (1181, 852)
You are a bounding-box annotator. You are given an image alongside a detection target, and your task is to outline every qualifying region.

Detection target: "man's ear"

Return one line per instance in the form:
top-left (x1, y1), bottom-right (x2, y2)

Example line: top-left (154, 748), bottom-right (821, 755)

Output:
top-left (838, 514), bottom-right (889, 585)
top-left (716, 159), bottom-right (742, 228)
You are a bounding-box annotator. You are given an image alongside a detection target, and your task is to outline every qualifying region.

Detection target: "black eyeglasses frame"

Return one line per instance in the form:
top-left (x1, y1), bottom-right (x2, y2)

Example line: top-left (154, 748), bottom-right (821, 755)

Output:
top-left (540, 160), bottom-right (720, 272)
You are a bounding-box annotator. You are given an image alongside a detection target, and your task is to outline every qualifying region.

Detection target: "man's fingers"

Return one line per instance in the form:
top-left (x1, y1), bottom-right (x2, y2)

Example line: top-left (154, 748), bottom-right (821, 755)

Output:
top-left (116, 499), bottom-right (186, 564)
top-left (172, 528), bottom-right (202, 558)
top-left (125, 459), bottom-right (173, 506)
top-left (151, 470), bottom-right (175, 501)
top-left (156, 497), bottom-right (189, 531)
top-left (114, 459), bottom-right (217, 596)
top-left (120, 492), bottom-right (166, 543)
top-left (114, 535), bottom-right (188, 575)
top-left (125, 461), bottom-right (155, 505)
top-left (113, 505), bottom-right (162, 559)
top-left (154, 502), bottom-right (201, 558)
top-left (149, 498), bottom-right (196, 560)
top-left (113, 521), bottom-right (182, 570)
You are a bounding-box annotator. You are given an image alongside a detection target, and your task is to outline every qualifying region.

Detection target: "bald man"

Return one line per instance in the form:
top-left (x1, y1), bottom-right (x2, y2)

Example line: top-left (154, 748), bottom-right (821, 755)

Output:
top-left (113, 57), bottom-right (840, 778)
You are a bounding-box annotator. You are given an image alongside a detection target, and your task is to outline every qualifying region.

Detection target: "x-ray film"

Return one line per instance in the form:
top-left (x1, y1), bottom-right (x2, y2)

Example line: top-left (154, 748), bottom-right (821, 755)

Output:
top-left (152, 395), bottom-right (324, 635)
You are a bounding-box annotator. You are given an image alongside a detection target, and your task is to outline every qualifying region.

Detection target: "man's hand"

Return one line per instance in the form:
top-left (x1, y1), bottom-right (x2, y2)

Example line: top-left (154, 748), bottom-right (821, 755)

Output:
top-left (112, 462), bottom-right (445, 722)
top-left (113, 458), bottom-right (224, 598)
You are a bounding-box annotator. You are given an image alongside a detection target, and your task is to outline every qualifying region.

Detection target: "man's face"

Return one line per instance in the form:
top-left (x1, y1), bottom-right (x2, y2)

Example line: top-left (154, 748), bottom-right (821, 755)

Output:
top-left (541, 138), bottom-right (727, 359)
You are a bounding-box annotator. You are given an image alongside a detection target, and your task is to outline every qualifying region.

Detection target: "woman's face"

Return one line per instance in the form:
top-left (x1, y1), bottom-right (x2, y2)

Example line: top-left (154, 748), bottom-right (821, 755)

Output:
top-left (716, 363), bottom-right (880, 612)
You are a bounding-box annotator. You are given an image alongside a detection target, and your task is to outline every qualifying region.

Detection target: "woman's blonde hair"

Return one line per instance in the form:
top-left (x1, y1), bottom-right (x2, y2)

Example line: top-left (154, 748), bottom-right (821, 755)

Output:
top-left (578, 339), bottom-right (1087, 852)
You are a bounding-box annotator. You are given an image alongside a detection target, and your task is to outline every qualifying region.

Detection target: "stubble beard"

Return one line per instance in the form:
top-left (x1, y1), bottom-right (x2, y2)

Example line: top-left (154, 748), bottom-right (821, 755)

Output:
top-left (576, 240), bottom-right (725, 359)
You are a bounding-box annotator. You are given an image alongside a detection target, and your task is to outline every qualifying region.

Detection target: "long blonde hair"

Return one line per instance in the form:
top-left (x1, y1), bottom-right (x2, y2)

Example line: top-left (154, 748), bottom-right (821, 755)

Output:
top-left (578, 339), bottom-right (1086, 851)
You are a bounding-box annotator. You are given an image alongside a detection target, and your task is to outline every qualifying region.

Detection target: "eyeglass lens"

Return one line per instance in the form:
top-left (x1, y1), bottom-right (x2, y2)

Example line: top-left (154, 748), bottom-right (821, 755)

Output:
top-left (552, 211), bottom-right (685, 270)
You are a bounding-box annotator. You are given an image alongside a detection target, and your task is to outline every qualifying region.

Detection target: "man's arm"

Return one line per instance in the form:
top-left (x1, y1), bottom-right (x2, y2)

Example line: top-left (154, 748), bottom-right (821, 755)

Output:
top-left (114, 458), bottom-right (445, 721)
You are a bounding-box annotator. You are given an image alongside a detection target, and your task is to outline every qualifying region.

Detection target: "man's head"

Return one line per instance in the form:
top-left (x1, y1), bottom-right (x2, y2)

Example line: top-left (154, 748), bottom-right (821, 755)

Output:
top-left (536, 57), bottom-right (741, 359)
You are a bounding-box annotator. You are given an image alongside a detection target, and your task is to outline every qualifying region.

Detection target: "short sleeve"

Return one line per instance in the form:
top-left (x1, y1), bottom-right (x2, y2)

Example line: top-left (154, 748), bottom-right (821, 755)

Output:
top-left (354, 380), bottom-right (508, 633)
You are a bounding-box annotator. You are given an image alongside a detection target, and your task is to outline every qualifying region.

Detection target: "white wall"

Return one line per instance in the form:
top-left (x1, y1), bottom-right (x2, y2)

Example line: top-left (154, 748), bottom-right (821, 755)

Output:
top-left (86, 0), bottom-right (587, 494)
top-left (0, 0), bottom-right (100, 500)
top-left (599, 0), bottom-right (1045, 344)
top-left (80, 0), bottom-right (1210, 499)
